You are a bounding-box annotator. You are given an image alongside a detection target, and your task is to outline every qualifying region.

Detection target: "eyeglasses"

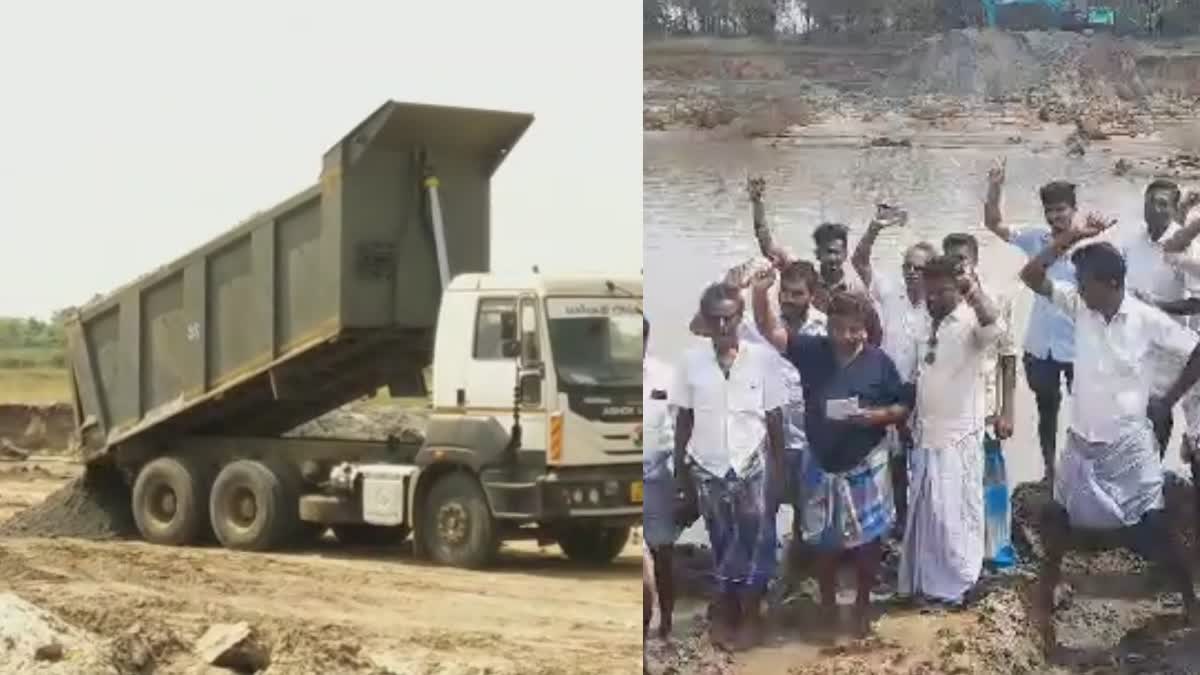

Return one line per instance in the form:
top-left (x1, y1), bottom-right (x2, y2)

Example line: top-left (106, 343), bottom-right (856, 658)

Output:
top-left (924, 335), bottom-right (938, 365)
top-left (706, 313), bottom-right (742, 333)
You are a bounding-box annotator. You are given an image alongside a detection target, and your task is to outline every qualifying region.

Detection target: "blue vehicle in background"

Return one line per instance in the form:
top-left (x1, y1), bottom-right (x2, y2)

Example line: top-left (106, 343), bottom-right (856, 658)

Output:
top-left (981, 0), bottom-right (1117, 31)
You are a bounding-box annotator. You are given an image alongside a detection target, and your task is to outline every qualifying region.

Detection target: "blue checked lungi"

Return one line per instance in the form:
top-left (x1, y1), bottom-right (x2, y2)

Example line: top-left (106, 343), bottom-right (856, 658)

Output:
top-left (797, 441), bottom-right (894, 551)
top-left (691, 453), bottom-right (777, 594)
top-left (643, 449), bottom-right (681, 549)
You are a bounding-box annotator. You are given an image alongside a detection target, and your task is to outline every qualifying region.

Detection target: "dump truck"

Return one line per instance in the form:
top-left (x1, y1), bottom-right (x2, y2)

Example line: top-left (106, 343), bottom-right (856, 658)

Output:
top-left (63, 100), bottom-right (644, 569)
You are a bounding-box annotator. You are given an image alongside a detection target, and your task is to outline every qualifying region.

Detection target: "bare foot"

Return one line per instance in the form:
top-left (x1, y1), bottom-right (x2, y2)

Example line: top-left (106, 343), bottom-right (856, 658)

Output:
top-left (657, 617), bottom-right (672, 641)
top-left (1039, 620), bottom-right (1057, 658)
top-left (733, 613), bottom-right (766, 651)
top-left (851, 607), bottom-right (873, 639)
top-left (710, 616), bottom-right (735, 651)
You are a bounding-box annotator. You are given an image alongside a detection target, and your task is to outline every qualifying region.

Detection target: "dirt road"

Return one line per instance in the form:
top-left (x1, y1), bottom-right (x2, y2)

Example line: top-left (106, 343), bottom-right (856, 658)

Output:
top-left (0, 459), bottom-right (641, 675)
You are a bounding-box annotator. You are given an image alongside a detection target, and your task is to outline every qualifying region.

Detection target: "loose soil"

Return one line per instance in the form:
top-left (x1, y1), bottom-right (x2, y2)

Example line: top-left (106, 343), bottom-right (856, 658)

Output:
top-left (0, 429), bottom-right (640, 674)
top-left (646, 477), bottom-right (1200, 675)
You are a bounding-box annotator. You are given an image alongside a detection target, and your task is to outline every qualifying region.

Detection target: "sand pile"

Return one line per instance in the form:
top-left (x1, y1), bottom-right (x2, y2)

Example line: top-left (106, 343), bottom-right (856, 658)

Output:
top-left (0, 462), bottom-right (135, 539)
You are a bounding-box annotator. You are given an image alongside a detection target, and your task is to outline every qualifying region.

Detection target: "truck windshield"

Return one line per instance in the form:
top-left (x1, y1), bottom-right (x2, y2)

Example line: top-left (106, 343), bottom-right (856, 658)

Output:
top-left (544, 297), bottom-right (642, 387)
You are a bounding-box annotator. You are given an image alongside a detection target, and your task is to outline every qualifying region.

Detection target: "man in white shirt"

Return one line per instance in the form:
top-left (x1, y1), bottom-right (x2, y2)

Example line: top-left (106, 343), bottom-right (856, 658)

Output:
top-left (1118, 179), bottom-right (1200, 457)
top-left (849, 211), bottom-right (935, 530)
top-left (672, 282), bottom-right (787, 651)
top-left (725, 260), bottom-right (828, 571)
top-left (943, 233), bottom-right (1018, 570)
top-left (897, 255), bottom-right (1001, 607)
top-left (1150, 193), bottom-right (1200, 528)
top-left (1019, 221), bottom-right (1200, 654)
top-left (641, 317), bottom-right (679, 641)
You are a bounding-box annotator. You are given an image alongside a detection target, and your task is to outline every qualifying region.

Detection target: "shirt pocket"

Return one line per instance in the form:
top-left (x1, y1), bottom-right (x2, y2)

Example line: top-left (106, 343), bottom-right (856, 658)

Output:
top-left (729, 378), bottom-right (765, 412)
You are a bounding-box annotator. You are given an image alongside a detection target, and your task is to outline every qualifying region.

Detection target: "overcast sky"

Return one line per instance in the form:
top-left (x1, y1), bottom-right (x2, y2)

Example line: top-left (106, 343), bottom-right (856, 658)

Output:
top-left (0, 1), bottom-right (641, 318)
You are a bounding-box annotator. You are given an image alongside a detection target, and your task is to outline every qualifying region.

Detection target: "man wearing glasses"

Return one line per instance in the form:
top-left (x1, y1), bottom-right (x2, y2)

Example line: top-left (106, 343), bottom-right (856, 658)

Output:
top-left (850, 210), bottom-right (935, 532)
top-left (671, 282), bottom-right (787, 650)
top-left (897, 255), bottom-right (1000, 608)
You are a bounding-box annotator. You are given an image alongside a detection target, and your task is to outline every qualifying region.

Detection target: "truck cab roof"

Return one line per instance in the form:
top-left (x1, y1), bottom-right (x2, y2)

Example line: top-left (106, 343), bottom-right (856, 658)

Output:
top-left (447, 273), bottom-right (642, 297)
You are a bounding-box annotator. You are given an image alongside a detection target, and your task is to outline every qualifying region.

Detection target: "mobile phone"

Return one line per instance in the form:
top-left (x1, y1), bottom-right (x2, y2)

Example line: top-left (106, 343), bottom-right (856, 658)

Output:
top-left (876, 203), bottom-right (908, 226)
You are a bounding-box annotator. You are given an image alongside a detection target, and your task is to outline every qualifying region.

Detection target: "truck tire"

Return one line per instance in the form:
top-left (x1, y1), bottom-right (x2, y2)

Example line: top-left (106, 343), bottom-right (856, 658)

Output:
top-left (557, 525), bottom-right (631, 565)
top-left (421, 473), bottom-right (498, 569)
top-left (131, 455), bottom-right (211, 546)
top-left (333, 524), bottom-right (411, 547)
top-left (209, 459), bottom-right (298, 551)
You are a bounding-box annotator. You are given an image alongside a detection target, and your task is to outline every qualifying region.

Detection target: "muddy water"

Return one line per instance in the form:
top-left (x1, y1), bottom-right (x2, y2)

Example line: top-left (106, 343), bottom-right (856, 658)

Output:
top-left (644, 128), bottom-right (1193, 507)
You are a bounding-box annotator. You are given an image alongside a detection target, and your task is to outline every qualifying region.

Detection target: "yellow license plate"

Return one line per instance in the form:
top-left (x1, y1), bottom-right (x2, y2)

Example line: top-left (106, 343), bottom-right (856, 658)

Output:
top-left (631, 481), bottom-right (643, 504)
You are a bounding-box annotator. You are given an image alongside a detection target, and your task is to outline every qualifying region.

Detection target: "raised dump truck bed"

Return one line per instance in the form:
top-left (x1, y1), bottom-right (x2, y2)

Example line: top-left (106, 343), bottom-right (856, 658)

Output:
top-left (66, 101), bottom-right (533, 464)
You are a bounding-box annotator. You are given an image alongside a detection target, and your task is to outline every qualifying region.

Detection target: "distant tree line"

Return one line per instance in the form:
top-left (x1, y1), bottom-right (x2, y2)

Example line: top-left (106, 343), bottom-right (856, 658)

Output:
top-left (0, 310), bottom-right (71, 369)
top-left (644, 0), bottom-right (1200, 37)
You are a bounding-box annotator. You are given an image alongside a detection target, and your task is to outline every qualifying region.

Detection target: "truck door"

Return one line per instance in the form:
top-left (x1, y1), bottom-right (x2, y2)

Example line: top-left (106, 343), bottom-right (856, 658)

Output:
top-left (465, 297), bottom-right (523, 410)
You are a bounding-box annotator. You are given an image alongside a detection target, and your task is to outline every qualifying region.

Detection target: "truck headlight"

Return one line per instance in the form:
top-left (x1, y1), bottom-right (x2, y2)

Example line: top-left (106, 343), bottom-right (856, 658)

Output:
top-left (588, 488), bottom-right (600, 504)
top-left (573, 489), bottom-right (584, 504)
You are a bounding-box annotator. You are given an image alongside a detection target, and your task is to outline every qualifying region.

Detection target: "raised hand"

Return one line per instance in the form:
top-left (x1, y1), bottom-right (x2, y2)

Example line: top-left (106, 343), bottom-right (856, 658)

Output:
top-left (747, 176), bottom-right (766, 203)
top-left (749, 265), bottom-right (777, 292)
top-left (987, 157), bottom-right (1006, 189)
top-left (1076, 212), bottom-right (1117, 240)
top-left (1182, 190), bottom-right (1200, 223)
top-left (871, 203), bottom-right (908, 230)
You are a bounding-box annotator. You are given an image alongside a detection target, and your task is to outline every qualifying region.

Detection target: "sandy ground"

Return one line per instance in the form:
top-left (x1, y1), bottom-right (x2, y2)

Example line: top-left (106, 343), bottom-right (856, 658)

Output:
top-left (0, 458), bottom-right (641, 675)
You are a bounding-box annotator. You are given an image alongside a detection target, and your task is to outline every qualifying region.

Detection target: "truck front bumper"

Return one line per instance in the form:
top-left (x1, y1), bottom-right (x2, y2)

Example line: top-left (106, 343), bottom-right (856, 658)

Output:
top-left (481, 463), bottom-right (642, 525)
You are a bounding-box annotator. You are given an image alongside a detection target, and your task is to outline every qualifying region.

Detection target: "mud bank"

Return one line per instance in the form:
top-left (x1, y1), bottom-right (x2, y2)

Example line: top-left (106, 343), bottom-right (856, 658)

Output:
top-left (647, 477), bottom-right (1200, 674)
top-left (644, 30), bottom-right (1200, 135)
top-left (0, 403), bottom-right (74, 453)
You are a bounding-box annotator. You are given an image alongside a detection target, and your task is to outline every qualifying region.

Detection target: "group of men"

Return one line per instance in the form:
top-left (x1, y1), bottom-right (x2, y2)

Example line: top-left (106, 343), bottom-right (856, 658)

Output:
top-left (642, 161), bottom-right (1200, 656)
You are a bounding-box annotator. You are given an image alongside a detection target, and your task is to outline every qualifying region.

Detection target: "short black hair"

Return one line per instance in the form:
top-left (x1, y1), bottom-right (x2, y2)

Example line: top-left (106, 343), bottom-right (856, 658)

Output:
top-left (1039, 181), bottom-right (1077, 208)
top-left (780, 260), bottom-right (819, 289)
top-left (942, 232), bottom-right (979, 260)
top-left (700, 282), bottom-right (743, 315)
top-left (921, 255), bottom-right (960, 282)
top-left (907, 241), bottom-right (938, 258)
top-left (826, 291), bottom-right (872, 323)
top-left (813, 222), bottom-right (849, 247)
top-left (1071, 242), bottom-right (1126, 286)
top-left (1146, 178), bottom-right (1181, 204)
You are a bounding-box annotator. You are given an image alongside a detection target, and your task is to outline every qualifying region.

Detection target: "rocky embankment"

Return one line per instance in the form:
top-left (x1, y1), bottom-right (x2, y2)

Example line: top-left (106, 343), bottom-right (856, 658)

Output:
top-left (644, 30), bottom-right (1200, 136)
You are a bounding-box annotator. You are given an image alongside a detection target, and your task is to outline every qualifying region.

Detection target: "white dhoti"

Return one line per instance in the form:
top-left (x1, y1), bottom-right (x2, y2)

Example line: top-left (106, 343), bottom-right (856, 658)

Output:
top-left (1054, 419), bottom-right (1163, 530)
top-left (898, 430), bottom-right (985, 603)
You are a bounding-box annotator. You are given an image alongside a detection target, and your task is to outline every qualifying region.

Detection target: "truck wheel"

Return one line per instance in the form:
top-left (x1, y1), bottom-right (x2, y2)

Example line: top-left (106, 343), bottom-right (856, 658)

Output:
top-left (333, 524), bottom-right (410, 547)
top-left (132, 455), bottom-right (211, 546)
top-left (421, 473), bottom-right (498, 569)
top-left (209, 459), bottom-right (298, 551)
top-left (557, 525), bottom-right (631, 565)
